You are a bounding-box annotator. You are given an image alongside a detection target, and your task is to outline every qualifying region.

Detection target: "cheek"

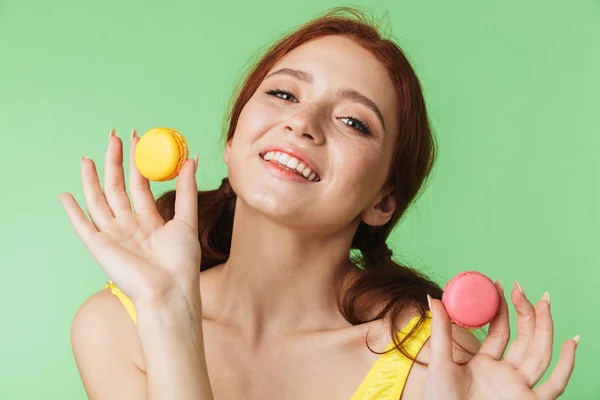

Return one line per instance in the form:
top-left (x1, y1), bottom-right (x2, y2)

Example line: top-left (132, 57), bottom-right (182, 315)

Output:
top-left (237, 99), bottom-right (283, 137)
top-left (338, 144), bottom-right (383, 184)
top-left (356, 159), bottom-right (385, 198)
top-left (334, 147), bottom-right (387, 210)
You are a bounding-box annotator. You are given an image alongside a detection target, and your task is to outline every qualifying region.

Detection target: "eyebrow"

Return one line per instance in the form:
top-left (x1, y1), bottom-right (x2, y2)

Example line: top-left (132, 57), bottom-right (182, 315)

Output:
top-left (264, 68), bottom-right (386, 131)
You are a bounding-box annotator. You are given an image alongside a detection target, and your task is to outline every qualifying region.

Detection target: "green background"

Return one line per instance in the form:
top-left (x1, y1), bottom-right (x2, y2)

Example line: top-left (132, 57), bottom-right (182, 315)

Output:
top-left (1, 0), bottom-right (598, 398)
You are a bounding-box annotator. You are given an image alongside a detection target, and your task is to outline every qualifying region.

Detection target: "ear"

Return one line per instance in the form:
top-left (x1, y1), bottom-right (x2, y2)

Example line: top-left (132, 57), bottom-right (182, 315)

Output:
top-left (223, 137), bottom-right (233, 165)
top-left (361, 188), bottom-right (397, 227)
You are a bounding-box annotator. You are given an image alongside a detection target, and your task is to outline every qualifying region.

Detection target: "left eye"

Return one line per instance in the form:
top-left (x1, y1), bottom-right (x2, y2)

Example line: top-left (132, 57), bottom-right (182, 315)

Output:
top-left (338, 116), bottom-right (371, 135)
top-left (265, 88), bottom-right (372, 136)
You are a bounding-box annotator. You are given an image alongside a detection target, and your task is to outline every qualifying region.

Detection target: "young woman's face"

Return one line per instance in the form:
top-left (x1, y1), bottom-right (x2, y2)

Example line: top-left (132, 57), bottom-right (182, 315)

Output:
top-left (224, 35), bottom-right (400, 234)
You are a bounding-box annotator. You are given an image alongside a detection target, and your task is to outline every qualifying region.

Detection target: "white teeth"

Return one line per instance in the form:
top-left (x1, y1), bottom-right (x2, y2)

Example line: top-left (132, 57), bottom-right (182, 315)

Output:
top-left (278, 152), bottom-right (290, 164)
top-left (286, 158), bottom-right (298, 169)
top-left (261, 151), bottom-right (320, 181)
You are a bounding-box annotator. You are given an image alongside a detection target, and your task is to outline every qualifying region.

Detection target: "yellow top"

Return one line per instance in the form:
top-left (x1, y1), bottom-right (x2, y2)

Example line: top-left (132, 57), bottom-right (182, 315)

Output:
top-left (104, 280), bottom-right (432, 399)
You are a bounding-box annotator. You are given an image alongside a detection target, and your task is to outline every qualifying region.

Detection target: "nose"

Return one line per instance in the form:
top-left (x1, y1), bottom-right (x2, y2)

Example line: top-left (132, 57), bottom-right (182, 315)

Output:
top-left (284, 105), bottom-right (325, 144)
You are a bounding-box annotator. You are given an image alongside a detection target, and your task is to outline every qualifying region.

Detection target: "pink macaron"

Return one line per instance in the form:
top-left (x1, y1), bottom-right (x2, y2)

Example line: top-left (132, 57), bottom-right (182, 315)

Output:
top-left (442, 271), bottom-right (500, 329)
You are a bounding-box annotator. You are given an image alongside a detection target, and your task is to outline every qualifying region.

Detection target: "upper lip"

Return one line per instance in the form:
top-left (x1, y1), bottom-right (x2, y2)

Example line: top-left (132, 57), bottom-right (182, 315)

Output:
top-left (259, 144), bottom-right (322, 179)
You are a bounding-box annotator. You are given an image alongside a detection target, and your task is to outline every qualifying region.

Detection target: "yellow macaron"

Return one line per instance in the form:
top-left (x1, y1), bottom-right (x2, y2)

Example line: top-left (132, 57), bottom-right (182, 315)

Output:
top-left (134, 127), bottom-right (189, 182)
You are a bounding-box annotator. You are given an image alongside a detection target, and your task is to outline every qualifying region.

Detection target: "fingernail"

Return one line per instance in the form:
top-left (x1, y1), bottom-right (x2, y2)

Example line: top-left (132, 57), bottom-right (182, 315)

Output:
top-left (514, 281), bottom-right (525, 296)
top-left (573, 334), bottom-right (580, 346)
top-left (542, 291), bottom-right (550, 305)
top-left (194, 154), bottom-right (199, 172)
top-left (109, 128), bottom-right (116, 138)
top-left (495, 279), bottom-right (504, 294)
top-left (426, 294), bottom-right (432, 310)
top-left (81, 155), bottom-right (86, 162)
top-left (131, 129), bottom-right (137, 139)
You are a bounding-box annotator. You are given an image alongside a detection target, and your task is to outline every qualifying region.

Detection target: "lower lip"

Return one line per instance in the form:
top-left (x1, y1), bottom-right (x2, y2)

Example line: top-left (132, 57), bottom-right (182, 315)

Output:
top-left (260, 157), bottom-right (314, 183)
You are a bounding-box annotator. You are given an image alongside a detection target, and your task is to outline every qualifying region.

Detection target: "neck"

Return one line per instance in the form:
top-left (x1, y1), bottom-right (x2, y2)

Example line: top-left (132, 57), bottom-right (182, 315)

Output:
top-left (203, 199), bottom-right (361, 346)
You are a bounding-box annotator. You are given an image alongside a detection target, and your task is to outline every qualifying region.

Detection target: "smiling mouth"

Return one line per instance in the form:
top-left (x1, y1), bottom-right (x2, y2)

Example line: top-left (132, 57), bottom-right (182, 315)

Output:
top-left (260, 151), bottom-right (321, 182)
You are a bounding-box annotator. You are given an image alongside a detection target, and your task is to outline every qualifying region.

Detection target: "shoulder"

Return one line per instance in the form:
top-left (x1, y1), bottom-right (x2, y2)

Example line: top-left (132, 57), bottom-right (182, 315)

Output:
top-left (401, 320), bottom-right (481, 399)
top-left (71, 287), bottom-right (147, 374)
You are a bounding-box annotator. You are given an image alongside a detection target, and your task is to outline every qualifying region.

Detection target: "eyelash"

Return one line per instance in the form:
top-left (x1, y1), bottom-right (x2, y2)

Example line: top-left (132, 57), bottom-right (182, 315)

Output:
top-left (265, 88), bottom-right (372, 136)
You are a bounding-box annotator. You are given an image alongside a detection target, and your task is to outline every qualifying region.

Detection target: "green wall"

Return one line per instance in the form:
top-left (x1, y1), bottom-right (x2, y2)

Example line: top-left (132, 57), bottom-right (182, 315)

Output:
top-left (0, 0), bottom-right (597, 398)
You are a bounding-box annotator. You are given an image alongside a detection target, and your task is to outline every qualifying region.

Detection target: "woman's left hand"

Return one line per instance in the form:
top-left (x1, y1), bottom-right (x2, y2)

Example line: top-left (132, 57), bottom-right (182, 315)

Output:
top-left (424, 281), bottom-right (578, 400)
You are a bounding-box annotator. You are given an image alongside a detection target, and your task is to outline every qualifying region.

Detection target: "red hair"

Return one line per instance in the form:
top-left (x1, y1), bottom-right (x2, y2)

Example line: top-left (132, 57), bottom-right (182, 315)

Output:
top-left (156, 6), bottom-right (444, 361)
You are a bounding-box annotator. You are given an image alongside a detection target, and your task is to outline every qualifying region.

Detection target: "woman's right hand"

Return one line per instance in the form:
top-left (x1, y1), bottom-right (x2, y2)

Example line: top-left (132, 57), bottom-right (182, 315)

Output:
top-left (59, 129), bottom-right (202, 306)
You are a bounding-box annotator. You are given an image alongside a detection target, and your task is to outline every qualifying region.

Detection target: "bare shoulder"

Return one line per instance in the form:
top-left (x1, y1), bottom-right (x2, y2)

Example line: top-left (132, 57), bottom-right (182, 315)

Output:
top-left (401, 321), bottom-right (481, 399)
top-left (71, 287), bottom-right (147, 399)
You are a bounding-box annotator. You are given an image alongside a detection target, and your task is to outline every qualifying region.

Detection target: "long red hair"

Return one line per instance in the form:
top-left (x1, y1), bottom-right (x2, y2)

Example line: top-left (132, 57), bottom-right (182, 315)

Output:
top-left (156, 6), bottom-right (444, 361)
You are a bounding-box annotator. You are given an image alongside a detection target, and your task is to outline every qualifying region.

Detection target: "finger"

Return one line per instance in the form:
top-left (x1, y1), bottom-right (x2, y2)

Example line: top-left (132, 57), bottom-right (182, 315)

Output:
top-left (520, 292), bottom-right (554, 387)
top-left (504, 281), bottom-right (536, 368)
top-left (479, 280), bottom-right (510, 360)
top-left (128, 129), bottom-right (160, 217)
top-left (59, 192), bottom-right (99, 243)
top-left (81, 155), bottom-right (114, 230)
top-left (104, 129), bottom-right (133, 217)
top-left (173, 157), bottom-right (198, 231)
top-left (428, 295), bottom-right (453, 368)
top-left (535, 336), bottom-right (578, 400)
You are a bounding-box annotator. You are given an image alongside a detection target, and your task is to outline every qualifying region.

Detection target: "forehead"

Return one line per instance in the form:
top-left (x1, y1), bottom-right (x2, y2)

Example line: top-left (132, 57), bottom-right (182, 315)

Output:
top-left (267, 35), bottom-right (398, 134)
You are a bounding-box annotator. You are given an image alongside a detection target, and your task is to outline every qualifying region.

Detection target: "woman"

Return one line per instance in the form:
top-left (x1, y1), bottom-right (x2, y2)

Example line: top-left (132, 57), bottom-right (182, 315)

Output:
top-left (61, 7), bottom-right (578, 399)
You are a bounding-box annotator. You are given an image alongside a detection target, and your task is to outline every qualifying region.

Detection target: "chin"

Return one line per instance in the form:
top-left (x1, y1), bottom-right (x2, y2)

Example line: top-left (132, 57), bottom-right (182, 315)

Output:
top-left (238, 184), bottom-right (306, 219)
top-left (227, 156), bottom-right (332, 231)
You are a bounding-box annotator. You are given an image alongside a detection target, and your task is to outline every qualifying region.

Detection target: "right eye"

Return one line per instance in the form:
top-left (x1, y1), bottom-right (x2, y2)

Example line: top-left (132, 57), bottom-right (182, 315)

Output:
top-left (265, 88), bottom-right (298, 103)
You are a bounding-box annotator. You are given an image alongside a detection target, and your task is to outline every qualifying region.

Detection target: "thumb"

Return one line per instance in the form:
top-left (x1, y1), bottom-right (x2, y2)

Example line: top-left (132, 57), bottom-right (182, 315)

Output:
top-left (428, 294), bottom-right (454, 368)
top-left (174, 157), bottom-right (199, 232)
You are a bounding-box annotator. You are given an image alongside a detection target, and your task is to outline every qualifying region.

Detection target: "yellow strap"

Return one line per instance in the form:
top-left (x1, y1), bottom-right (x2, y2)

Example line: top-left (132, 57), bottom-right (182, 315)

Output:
top-left (104, 280), bottom-right (137, 325)
top-left (350, 312), bottom-right (432, 400)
